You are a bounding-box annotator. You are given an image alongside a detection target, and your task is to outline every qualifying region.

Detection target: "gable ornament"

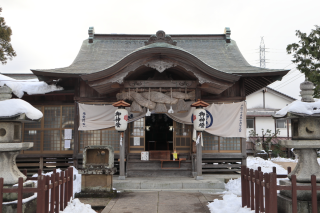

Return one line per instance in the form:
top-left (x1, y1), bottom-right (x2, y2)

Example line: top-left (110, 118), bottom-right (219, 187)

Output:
top-left (145, 30), bottom-right (177, 46)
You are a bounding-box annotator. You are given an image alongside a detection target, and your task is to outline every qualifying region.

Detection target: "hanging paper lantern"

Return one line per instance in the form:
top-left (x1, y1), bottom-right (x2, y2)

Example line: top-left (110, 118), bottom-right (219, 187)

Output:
top-left (191, 99), bottom-right (210, 132)
top-left (193, 108), bottom-right (206, 131)
top-left (112, 100), bottom-right (131, 132)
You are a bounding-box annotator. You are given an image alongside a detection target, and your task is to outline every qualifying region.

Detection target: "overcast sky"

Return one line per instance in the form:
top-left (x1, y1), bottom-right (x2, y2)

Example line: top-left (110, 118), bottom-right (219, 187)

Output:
top-left (1, 0), bottom-right (319, 99)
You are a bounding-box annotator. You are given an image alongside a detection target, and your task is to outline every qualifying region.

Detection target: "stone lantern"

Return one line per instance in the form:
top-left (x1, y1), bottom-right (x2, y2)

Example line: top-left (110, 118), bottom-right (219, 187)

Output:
top-left (274, 80), bottom-right (320, 212)
top-left (0, 86), bottom-right (42, 185)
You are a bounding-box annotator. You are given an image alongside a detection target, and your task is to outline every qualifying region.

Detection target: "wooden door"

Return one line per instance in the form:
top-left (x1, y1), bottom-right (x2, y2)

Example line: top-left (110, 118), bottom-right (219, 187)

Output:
top-left (128, 118), bottom-right (145, 153)
top-left (173, 121), bottom-right (192, 153)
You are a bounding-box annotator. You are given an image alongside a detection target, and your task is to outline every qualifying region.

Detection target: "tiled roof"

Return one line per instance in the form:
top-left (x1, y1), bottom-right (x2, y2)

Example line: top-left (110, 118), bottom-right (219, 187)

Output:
top-left (31, 33), bottom-right (287, 76)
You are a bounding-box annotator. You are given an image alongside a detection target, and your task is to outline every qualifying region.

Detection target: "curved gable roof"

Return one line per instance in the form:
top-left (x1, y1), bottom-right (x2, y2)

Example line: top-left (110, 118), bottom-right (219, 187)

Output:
top-left (31, 32), bottom-right (288, 77)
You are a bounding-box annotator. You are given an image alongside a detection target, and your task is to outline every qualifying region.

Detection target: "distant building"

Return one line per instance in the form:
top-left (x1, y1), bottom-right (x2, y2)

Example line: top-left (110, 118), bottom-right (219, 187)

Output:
top-left (246, 87), bottom-right (296, 155)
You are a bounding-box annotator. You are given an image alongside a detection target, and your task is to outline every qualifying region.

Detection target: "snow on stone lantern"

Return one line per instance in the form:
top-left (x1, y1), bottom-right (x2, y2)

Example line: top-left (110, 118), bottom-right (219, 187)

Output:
top-left (274, 80), bottom-right (320, 212)
top-left (112, 100), bottom-right (131, 145)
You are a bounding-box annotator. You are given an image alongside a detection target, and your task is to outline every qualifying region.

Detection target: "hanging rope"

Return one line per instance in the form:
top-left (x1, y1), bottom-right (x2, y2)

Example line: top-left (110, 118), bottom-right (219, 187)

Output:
top-left (146, 87), bottom-right (151, 116)
top-left (168, 87), bottom-right (174, 114)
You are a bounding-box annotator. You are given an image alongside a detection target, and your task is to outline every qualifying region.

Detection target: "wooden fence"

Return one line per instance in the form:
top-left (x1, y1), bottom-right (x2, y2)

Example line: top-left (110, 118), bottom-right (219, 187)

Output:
top-left (241, 165), bottom-right (320, 213)
top-left (0, 167), bottom-right (73, 213)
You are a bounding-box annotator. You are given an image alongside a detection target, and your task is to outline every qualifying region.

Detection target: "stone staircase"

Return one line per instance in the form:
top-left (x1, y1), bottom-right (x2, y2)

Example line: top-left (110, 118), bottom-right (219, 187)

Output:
top-left (126, 153), bottom-right (193, 177)
top-left (113, 175), bottom-right (226, 193)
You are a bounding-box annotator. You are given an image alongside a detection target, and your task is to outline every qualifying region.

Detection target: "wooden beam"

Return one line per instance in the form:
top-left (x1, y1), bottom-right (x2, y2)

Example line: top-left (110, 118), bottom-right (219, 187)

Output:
top-left (202, 96), bottom-right (245, 101)
top-left (124, 80), bottom-right (198, 88)
top-left (74, 97), bottom-right (117, 102)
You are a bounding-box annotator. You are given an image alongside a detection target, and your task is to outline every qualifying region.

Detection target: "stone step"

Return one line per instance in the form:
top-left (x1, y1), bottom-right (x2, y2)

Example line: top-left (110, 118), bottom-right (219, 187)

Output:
top-left (113, 178), bottom-right (225, 190)
top-left (127, 160), bottom-right (191, 170)
top-left (127, 169), bottom-right (192, 177)
top-left (116, 189), bottom-right (225, 193)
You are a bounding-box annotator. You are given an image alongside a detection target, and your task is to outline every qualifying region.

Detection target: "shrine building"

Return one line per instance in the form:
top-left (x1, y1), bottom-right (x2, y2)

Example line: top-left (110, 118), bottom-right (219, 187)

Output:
top-left (13, 28), bottom-right (289, 177)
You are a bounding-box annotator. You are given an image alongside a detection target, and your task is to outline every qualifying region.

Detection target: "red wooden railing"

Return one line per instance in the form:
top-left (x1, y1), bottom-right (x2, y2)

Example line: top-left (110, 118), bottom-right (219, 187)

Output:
top-left (241, 165), bottom-right (320, 213)
top-left (0, 167), bottom-right (73, 213)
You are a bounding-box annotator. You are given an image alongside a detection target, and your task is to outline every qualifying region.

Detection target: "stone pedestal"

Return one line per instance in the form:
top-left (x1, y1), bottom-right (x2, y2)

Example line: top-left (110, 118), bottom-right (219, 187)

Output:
top-left (279, 141), bottom-right (320, 182)
top-left (0, 142), bottom-right (33, 185)
top-left (75, 168), bottom-right (117, 198)
top-left (278, 194), bottom-right (320, 213)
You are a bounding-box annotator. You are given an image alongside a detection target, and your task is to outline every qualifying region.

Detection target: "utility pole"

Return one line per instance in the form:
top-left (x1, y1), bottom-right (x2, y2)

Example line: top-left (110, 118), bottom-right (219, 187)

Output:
top-left (260, 37), bottom-right (266, 68)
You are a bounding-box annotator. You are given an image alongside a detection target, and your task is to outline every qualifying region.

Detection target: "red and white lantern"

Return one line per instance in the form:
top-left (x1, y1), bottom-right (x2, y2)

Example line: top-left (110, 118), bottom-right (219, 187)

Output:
top-left (113, 100), bottom-right (131, 133)
top-left (193, 108), bottom-right (206, 132)
top-left (191, 99), bottom-right (210, 132)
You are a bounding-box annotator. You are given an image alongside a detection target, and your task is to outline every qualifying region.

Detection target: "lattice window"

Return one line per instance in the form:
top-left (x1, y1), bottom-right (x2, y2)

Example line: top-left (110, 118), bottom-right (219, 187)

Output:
top-left (43, 130), bottom-right (60, 151)
top-left (102, 129), bottom-right (120, 151)
top-left (220, 137), bottom-right (241, 151)
top-left (202, 132), bottom-right (241, 152)
top-left (23, 105), bottom-right (74, 153)
top-left (44, 107), bottom-right (61, 128)
top-left (24, 130), bottom-right (41, 151)
top-left (79, 128), bottom-right (120, 152)
top-left (175, 123), bottom-right (192, 137)
top-left (130, 119), bottom-right (144, 137)
top-left (62, 106), bottom-right (74, 129)
top-left (202, 131), bottom-right (219, 151)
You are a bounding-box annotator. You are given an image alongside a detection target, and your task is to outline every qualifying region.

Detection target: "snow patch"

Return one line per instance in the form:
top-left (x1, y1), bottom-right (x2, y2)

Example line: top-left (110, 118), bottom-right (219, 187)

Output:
top-left (276, 99), bottom-right (320, 116)
top-left (207, 193), bottom-right (254, 213)
top-left (60, 198), bottom-right (96, 213)
top-left (209, 157), bottom-right (292, 213)
top-left (0, 99), bottom-right (43, 120)
top-left (271, 157), bottom-right (297, 163)
top-left (0, 74), bottom-right (63, 98)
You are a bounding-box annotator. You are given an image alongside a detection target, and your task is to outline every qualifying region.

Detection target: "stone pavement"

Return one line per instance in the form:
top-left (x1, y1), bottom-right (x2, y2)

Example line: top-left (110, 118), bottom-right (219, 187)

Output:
top-left (101, 191), bottom-right (223, 213)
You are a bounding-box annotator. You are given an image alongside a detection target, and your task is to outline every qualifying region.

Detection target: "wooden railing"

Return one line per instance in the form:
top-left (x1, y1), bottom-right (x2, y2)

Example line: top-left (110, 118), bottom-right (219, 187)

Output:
top-left (241, 165), bottom-right (320, 213)
top-left (0, 167), bottom-right (73, 213)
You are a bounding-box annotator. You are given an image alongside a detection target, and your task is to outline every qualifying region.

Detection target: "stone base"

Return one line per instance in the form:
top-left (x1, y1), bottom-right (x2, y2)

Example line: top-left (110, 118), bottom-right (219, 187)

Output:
top-left (3, 182), bottom-right (35, 202)
top-left (278, 194), bottom-right (320, 213)
top-left (0, 142), bottom-right (33, 185)
top-left (280, 180), bottom-right (320, 201)
top-left (81, 174), bottom-right (113, 193)
top-left (118, 176), bottom-right (126, 180)
top-left (2, 195), bottom-right (37, 213)
top-left (195, 176), bottom-right (203, 180)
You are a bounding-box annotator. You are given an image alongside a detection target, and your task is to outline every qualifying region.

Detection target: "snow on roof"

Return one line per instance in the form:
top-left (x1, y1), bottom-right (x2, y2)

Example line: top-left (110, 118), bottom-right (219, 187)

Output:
top-left (0, 74), bottom-right (63, 98)
top-left (0, 99), bottom-right (43, 120)
top-left (275, 99), bottom-right (320, 116)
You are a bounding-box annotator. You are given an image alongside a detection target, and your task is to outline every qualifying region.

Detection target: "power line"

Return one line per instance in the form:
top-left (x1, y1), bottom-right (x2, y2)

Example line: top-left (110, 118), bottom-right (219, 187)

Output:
top-left (273, 72), bottom-right (304, 89)
top-left (273, 74), bottom-right (304, 90)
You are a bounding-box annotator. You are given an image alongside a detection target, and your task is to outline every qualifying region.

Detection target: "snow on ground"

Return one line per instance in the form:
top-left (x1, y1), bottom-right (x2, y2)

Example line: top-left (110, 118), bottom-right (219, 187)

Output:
top-left (0, 74), bottom-right (63, 98)
top-left (0, 99), bottom-right (43, 120)
top-left (276, 99), bottom-right (320, 116)
top-left (247, 156), bottom-right (287, 174)
top-left (60, 198), bottom-right (96, 213)
top-left (208, 193), bottom-right (254, 213)
top-left (271, 157), bottom-right (297, 163)
top-left (208, 156), bottom-right (294, 213)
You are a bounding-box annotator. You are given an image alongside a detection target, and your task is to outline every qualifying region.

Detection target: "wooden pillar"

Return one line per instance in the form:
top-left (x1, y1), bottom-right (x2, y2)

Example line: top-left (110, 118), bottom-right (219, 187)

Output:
top-left (119, 131), bottom-right (126, 180)
top-left (241, 138), bottom-right (247, 166)
top-left (196, 132), bottom-right (203, 180)
top-left (73, 78), bottom-right (80, 169)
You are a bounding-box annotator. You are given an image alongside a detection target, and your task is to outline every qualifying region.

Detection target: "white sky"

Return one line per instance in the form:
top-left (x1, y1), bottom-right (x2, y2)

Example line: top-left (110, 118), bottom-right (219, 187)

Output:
top-left (1, 0), bottom-right (319, 99)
